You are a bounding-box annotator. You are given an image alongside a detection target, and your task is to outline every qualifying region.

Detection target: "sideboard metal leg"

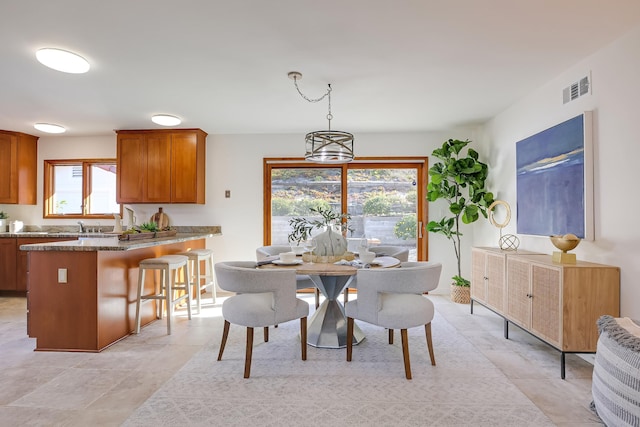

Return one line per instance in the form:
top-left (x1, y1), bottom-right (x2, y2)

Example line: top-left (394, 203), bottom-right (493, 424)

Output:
top-left (470, 299), bottom-right (474, 314)
top-left (504, 319), bottom-right (509, 339)
top-left (561, 352), bottom-right (566, 379)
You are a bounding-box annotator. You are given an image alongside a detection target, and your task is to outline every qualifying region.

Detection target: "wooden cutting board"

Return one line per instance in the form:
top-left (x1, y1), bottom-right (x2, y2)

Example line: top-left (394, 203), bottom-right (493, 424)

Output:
top-left (150, 207), bottom-right (169, 229)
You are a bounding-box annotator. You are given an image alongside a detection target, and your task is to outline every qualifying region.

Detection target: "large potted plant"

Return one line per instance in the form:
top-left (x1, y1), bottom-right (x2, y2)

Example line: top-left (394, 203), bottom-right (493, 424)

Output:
top-left (426, 139), bottom-right (494, 303)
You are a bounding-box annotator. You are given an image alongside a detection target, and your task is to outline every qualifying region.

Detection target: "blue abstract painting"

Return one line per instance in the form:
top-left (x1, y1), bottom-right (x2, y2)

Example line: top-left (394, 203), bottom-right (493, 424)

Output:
top-left (516, 113), bottom-right (592, 239)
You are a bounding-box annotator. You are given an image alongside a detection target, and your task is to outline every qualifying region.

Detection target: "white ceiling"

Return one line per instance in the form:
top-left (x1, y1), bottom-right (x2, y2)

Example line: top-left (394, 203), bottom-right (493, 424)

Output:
top-left (2, 0), bottom-right (640, 137)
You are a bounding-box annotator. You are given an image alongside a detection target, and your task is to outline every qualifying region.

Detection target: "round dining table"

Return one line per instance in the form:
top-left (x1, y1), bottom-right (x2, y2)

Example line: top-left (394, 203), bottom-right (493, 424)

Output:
top-left (262, 256), bottom-right (400, 349)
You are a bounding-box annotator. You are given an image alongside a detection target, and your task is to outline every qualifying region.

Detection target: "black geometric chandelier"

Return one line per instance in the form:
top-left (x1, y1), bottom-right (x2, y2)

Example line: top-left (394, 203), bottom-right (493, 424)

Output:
top-left (288, 71), bottom-right (354, 163)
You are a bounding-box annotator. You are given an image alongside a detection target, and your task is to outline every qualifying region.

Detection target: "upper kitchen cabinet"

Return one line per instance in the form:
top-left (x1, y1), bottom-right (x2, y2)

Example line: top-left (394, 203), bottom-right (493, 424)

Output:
top-left (116, 129), bottom-right (207, 204)
top-left (0, 130), bottom-right (38, 204)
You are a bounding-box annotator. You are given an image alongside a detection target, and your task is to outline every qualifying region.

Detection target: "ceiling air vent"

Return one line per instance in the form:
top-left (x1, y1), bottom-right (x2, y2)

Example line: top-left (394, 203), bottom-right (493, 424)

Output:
top-left (563, 75), bottom-right (590, 104)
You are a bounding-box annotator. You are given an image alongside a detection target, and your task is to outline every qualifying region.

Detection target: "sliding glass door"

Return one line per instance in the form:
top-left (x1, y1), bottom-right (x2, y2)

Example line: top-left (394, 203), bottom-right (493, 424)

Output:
top-left (264, 158), bottom-right (429, 261)
top-left (346, 165), bottom-right (419, 260)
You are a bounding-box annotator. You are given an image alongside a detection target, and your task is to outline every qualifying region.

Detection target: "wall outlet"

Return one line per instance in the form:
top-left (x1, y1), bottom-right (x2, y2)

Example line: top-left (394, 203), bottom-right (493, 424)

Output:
top-left (225, 190), bottom-right (231, 198)
top-left (58, 268), bottom-right (67, 284)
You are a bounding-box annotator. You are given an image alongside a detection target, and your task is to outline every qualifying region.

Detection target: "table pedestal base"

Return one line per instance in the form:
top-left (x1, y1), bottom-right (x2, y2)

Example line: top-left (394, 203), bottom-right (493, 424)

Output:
top-left (307, 274), bottom-right (365, 348)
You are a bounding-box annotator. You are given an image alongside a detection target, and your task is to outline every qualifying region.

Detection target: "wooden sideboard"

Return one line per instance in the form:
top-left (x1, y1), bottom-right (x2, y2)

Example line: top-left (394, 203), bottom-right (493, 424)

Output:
top-left (471, 247), bottom-right (620, 378)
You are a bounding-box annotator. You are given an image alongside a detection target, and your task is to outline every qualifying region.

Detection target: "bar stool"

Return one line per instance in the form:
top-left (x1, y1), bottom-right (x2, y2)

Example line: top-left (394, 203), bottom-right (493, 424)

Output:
top-left (134, 254), bottom-right (192, 335)
top-left (177, 248), bottom-right (216, 313)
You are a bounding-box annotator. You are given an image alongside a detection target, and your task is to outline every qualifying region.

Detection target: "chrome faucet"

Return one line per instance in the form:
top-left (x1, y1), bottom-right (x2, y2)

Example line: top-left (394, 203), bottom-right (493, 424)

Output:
top-left (77, 221), bottom-right (86, 233)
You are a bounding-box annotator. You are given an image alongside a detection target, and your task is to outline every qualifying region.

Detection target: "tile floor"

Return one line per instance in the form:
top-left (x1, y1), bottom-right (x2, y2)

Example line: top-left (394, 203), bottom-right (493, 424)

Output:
top-left (0, 292), bottom-right (601, 426)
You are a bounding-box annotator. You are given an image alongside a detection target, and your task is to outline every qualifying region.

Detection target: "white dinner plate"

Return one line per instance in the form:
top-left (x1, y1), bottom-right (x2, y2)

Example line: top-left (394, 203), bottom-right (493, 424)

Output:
top-left (370, 256), bottom-right (401, 268)
top-left (273, 259), bottom-right (303, 266)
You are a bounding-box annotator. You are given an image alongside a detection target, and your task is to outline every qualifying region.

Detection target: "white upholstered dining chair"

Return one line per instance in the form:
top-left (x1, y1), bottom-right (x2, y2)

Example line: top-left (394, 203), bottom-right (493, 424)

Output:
top-left (215, 261), bottom-right (309, 378)
top-left (345, 261), bottom-right (442, 379)
top-left (367, 245), bottom-right (410, 261)
top-left (256, 245), bottom-right (320, 308)
top-left (343, 245), bottom-right (410, 303)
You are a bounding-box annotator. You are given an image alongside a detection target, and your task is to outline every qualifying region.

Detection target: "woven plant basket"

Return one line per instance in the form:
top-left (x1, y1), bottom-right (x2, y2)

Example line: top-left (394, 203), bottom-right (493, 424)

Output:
top-left (450, 284), bottom-right (471, 304)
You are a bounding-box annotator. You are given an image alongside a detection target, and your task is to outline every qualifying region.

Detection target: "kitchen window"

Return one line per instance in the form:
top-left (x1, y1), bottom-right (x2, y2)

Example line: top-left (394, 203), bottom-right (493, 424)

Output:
top-left (43, 159), bottom-right (121, 219)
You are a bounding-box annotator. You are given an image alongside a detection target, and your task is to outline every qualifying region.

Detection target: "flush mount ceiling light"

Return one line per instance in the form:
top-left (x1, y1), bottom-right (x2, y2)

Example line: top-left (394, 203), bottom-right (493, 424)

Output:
top-left (151, 114), bottom-right (182, 126)
top-left (288, 71), bottom-right (354, 163)
top-left (35, 48), bottom-right (90, 74)
top-left (34, 123), bottom-right (66, 134)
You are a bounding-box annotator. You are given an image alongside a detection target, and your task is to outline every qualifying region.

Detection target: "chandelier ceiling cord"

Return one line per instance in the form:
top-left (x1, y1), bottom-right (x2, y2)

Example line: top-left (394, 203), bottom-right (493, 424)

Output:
top-left (288, 71), bottom-right (354, 163)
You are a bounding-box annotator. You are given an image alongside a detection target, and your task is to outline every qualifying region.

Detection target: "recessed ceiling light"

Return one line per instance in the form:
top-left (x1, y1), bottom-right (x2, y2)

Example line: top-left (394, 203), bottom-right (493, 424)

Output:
top-left (151, 114), bottom-right (182, 126)
top-left (34, 123), bottom-right (66, 134)
top-left (36, 48), bottom-right (90, 74)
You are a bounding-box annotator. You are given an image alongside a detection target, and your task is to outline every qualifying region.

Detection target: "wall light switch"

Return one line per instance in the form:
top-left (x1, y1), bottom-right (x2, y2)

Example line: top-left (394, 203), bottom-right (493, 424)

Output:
top-left (225, 190), bottom-right (231, 198)
top-left (58, 268), bottom-right (67, 284)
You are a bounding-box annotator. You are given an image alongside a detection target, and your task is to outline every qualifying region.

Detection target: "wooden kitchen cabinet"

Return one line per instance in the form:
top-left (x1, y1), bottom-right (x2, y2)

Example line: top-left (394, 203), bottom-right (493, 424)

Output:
top-left (472, 248), bottom-right (620, 378)
top-left (0, 238), bottom-right (17, 290)
top-left (0, 237), bottom-right (78, 292)
top-left (0, 130), bottom-right (38, 204)
top-left (17, 237), bottom-right (77, 292)
top-left (116, 128), bottom-right (206, 204)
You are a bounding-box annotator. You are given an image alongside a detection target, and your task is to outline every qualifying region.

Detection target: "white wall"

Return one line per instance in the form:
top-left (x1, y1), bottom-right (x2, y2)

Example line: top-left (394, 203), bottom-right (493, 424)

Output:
top-left (203, 131), bottom-right (478, 295)
top-left (2, 129), bottom-right (479, 294)
top-left (477, 24), bottom-right (640, 318)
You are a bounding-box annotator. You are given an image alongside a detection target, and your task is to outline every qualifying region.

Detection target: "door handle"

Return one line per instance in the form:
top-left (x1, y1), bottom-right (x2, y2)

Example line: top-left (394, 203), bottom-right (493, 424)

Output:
top-left (418, 221), bottom-right (423, 239)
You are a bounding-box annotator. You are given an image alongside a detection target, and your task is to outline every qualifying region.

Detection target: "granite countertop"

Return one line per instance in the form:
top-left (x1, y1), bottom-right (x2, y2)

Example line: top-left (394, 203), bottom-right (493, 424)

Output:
top-left (2, 231), bottom-right (116, 238)
top-left (19, 230), bottom-right (221, 252)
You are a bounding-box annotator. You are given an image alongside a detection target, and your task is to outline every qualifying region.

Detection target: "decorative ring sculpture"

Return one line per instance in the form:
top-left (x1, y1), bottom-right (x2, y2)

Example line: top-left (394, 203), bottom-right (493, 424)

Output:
top-left (488, 200), bottom-right (511, 228)
top-left (488, 200), bottom-right (519, 251)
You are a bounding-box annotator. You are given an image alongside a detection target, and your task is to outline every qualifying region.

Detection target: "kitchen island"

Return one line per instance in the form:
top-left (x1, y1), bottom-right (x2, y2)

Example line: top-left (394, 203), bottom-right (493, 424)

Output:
top-left (21, 230), bottom-right (220, 352)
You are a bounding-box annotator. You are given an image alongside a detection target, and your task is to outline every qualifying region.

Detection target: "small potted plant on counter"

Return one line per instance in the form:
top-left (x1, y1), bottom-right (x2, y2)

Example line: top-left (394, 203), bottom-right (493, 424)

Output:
top-left (0, 211), bottom-right (8, 233)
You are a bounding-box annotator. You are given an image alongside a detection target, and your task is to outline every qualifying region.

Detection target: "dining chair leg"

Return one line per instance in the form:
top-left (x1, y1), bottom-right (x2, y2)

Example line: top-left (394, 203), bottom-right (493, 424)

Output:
top-left (300, 317), bottom-right (307, 360)
top-left (244, 327), bottom-right (254, 378)
top-left (344, 288), bottom-right (349, 304)
top-left (425, 322), bottom-right (436, 366)
top-left (346, 317), bottom-right (354, 361)
top-left (264, 326), bottom-right (269, 342)
top-left (401, 328), bottom-right (412, 380)
top-left (389, 328), bottom-right (394, 344)
top-left (315, 288), bottom-right (320, 309)
top-left (217, 320), bottom-right (230, 361)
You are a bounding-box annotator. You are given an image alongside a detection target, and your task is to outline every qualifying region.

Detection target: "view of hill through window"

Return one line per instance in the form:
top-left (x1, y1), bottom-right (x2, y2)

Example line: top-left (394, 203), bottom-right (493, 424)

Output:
top-left (270, 167), bottom-right (419, 259)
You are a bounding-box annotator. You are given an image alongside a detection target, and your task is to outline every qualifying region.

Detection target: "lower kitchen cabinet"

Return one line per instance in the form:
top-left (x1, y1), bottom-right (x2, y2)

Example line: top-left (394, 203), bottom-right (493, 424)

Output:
top-left (18, 237), bottom-right (78, 291)
top-left (0, 238), bottom-right (17, 290)
top-left (0, 237), bottom-right (77, 291)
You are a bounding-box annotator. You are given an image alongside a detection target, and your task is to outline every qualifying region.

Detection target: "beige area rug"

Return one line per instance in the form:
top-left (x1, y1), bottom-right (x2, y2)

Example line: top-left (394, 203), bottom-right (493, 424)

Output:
top-left (123, 309), bottom-right (554, 427)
